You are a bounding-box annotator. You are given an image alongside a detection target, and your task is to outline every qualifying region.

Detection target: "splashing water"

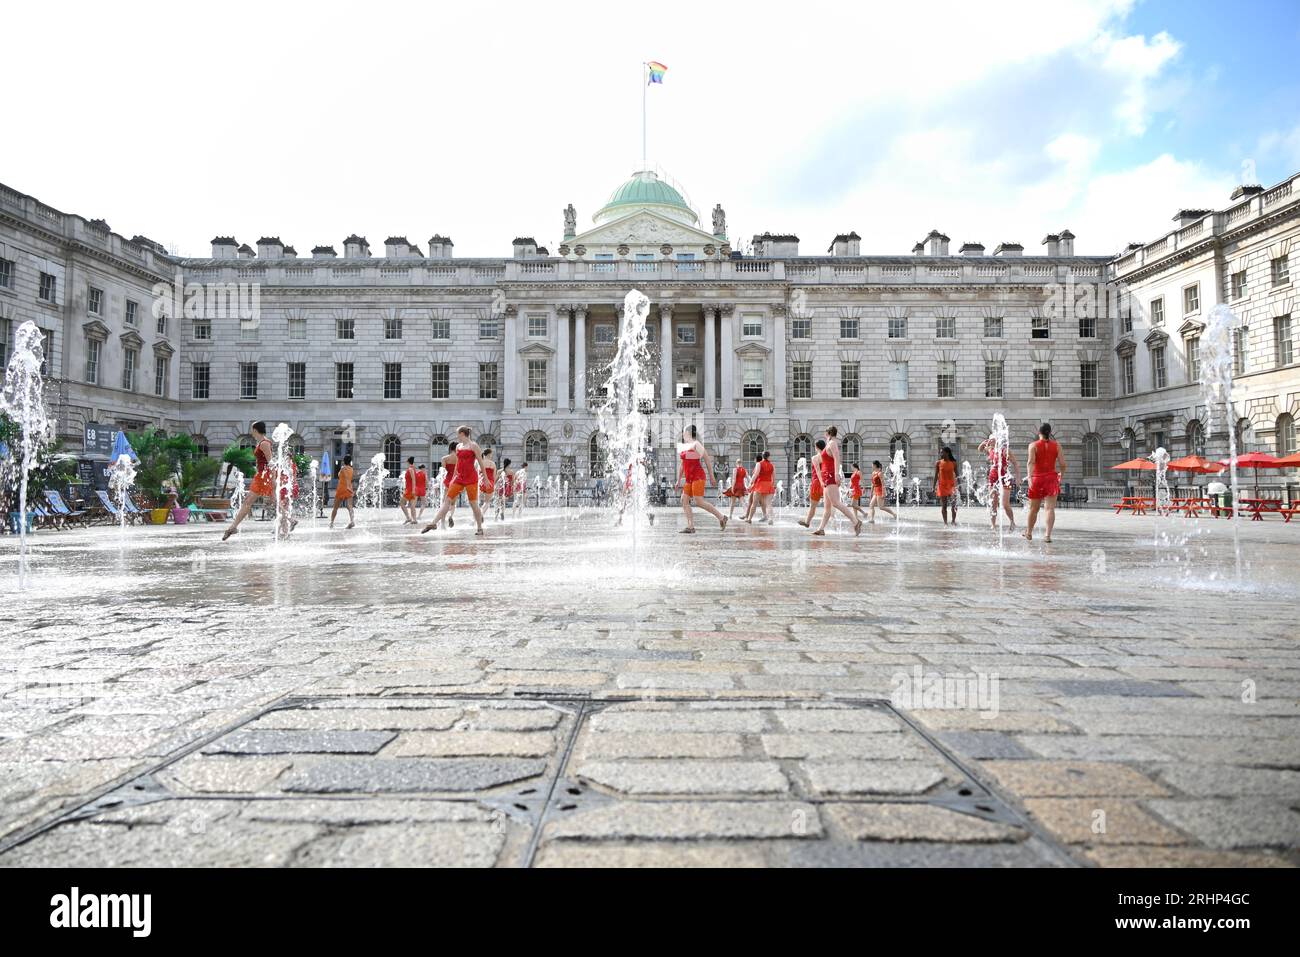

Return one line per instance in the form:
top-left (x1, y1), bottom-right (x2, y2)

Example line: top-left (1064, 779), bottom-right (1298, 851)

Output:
top-left (270, 423), bottom-right (296, 541)
top-left (889, 449), bottom-right (906, 531)
top-left (960, 461), bottom-right (974, 508)
top-left (596, 290), bottom-right (653, 559)
top-left (990, 412), bottom-right (1011, 548)
top-left (0, 321), bottom-right (52, 589)
top-left (108, 453), bottom-right (137, 544)
top-left (1200, 304), bottom-right (1243, 577)
top-left (911, 476), bottom-right (921, 507)
top-left (1151, 447), bottom-right (1171, 514)
top-left (308, 459), bottom-right (320, 525)
top-left (230, 471), bottom-right (247, 513)
top-left (790, 457), bottom-right (809, 509)
top-left (356, 452), bottom-right (387, 529)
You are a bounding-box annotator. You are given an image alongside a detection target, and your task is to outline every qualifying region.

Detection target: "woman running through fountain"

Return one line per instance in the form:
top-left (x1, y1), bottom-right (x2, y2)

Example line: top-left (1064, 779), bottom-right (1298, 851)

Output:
top-left (933, 446), bottom-right (959, 526)
top-left (415, 463), bottom-right (429, 522)
top-left (978, 434), bottom-right (1019, 531)
top-left (329, 454), bottom-right (356, 529)
top-left (497, 458), bottom-right (514, 521)
top-left (1024, 423), bottom-right (1065, 543)
top-left (814, 426), bottom-right (863, 536)
top-left (222, 421), bottom-right (277, 541)
top-left (868, 460), bottom-right (896, 524)
top-left (798, 439), bottom-right (826, 528)
top-left (512, 463), bottom-right (528, 518)
top-left (401, 456), bottom-right (419, 525)
top-left (746, 451), bottom-right (776, 524)
top-left (724, 457), bottom-right (748, 521)
top-left (849, 463), bottom-right (866, 522)
top-left (436, 440), bottom-right (458, 529)
top-left (479, 447), bottom-right (497, 514)
top-left (676, 424), bottom-right (727, 534)
top-left (422, 427), bottom-right (486, 535)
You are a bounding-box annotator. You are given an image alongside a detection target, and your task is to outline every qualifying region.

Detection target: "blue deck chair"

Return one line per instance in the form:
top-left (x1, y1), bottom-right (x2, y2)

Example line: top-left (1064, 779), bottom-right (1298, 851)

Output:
top-left (95, 489), bottom-right (137, 525)
top-left (45, 490), bottom-right (89, 526)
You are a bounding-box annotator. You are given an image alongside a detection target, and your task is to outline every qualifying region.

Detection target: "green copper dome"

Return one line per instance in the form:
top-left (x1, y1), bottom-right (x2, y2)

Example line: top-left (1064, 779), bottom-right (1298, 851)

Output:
top-left (593, 170), bottom-right (698, 226)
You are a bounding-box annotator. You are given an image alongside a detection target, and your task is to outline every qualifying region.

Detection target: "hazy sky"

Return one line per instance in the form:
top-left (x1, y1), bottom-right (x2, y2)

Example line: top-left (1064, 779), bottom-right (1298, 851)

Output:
top-left (7, 0), bottom-right (1298, 259)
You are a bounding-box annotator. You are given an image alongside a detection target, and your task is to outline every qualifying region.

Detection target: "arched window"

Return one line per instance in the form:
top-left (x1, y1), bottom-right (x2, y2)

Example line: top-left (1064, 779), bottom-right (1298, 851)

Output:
top-left (588, 432), bottom-right (608, 476)
top-left (842, 433), bottom-right (862, 471)
top-left (478, 433), bottom-right (497, 452)
top-left (1278, 413), bottom-right (1296, 457)
top-left (889, 433), bottom-right (909, 467)
top-left (383, 435), bottom-right (402, 477)
top-left (792, 434), bottom-right (812, 464)
top-left (1082, 434), bottom-right (1101, 477)
top-left (1186, 421), bottom-right (1206, 457)
top-left (525, 431), bottom-right (548, 464)
top-left (192, 434), bottom-right (209, 456)
top-left (742, 430), bottom-right (766, 462)
top-left (430, 435), bottom-right (448, 461)
top-left (237, 433), bottom-right (253, 450)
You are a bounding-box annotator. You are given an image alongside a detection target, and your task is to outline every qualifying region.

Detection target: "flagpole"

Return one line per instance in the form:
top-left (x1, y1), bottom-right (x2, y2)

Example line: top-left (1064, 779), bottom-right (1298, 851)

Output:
top-left (641, 61), bottom-right (647, 170)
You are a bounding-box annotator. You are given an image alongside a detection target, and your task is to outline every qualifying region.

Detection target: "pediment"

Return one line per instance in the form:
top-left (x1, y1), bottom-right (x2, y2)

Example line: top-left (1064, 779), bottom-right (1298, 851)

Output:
top-left (1178, 318), bottom-right (1205, 338)
top-left (152, 339), bottom-right (175, 358)
top-left (735, 341), bottom-right (772, 357)
top-left (82, 318), bottom-right (111, 341)
top-left (518, 341), bottom-right (555, 356)
top-left (1114, 335), bottom-right (1136, 357)
top-left (567, 209), bottom-right (719, 251)
top-left (120, 329), bottom-right (145, 348)
top-left (1143, 327), bottom-right (1169, 347)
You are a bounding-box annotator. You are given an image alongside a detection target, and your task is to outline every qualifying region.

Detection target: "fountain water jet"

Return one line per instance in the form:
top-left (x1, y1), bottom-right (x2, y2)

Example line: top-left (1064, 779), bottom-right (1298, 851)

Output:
top-left (0, 321), bottom-right (52, 589)
top-left (1200, 304), bottom-right (1244, 577)
top-left (108, 453), bottom-right (138, 544)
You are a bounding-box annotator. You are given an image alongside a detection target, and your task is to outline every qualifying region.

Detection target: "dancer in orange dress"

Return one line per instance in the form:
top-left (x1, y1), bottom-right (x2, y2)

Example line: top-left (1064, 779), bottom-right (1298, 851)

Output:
top-left (868, 460), bottom-right (896, 524)
top-left (400, 456), bottom-right (419, 525)
top-left (329, 454), bottom-right (355, 529)
top-left (1024, 423), bottom-right (1065, 543)
top-left (813, 426), bottom-right (862, 536)
top-left (724, 458), bottom-right (748, 521)
top-left (933, 446), bottom-right (959, 525)
top-left (743, 451), bottom-right (776, 524)
top-left (223, 421), bottom-right (278, 541)
top-left (798, 440), bottom-right (826, 528)
top-left (434, 440), bottom-right (458, 529)
top-left (479, 447), bottom-right (497, 504)
top-left (414, 463), bottom-right (429, 521)
top-left (422, 426), bottom-right (486, 535)
top-left (849, 463), bottom-right (866, 522)
top-left (676, 425), bottom-right (728, 533)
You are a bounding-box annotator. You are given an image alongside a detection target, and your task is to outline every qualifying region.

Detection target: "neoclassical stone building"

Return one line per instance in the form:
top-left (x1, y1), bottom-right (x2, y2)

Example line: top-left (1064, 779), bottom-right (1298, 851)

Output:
top-left (1, 168), bottom-right (1296, 493)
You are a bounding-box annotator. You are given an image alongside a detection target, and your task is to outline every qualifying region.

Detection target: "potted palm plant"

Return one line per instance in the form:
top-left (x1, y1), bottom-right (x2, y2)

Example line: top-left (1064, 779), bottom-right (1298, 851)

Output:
top-left (174, 457), bottom-right (220, 523)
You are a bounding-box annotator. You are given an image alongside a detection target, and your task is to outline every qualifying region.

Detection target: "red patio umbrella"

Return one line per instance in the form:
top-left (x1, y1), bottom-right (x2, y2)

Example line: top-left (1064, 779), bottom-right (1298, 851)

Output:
top-left (1167, 455), bottom-right (1225, 473)
top-left (1216, 452), bottom-right (1283, 495)
top-left (1271, 451), bottom-right (1300, 468)
top-left (1111, 457), bottom-right (1156, 497)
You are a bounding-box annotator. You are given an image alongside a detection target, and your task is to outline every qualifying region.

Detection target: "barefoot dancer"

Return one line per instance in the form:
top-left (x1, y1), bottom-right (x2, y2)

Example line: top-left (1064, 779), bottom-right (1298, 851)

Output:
top-left (798, 439), bottom-right (826, 528)
top-left (849, 463), bottom-right (866, 522)
top-left (745, 451), bottom-right (776, 524)
top-left (934, 446), bottom-right (959, 525)
top-left (422, 427), bottom-right (486, 535)
top-left (814, 426), bottom-right (862, 536)
top-left (497, 459), bottom-right (514, 521)
top-left (676, 425), bottom-right (728, 533)
top-left (978, 435), bottom-right (1019, 530)
top-left (724, 458), bottom-right (748, 521)
top-left (512, 463), bottom-right (528, 518)
top-left (329, 454), bottom-right (356, 529)
top-left (401, 456), bottom-right (418, 524)
top-left (415, 463), bottom-right (429, 521)
top-left (222, 421), bottom-right (278, 541)
top-left (1024, 422), bottom-right (1065, 543)
top-left (868, 460), bottom-right (896, 524)
top-left (479, 447), bottom-right (497, 512)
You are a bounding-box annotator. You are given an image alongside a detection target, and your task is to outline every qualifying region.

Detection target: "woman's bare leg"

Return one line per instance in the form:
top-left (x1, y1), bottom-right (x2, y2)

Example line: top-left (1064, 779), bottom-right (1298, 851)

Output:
top-left (223, 493), bottom-right (262, 540)
top-left (693, 495), bottom-right (727, 528)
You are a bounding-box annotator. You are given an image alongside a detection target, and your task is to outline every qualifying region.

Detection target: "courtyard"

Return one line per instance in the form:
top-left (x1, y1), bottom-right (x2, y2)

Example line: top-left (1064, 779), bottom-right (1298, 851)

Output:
top-left (0, 505), bottom-right (1296, 868)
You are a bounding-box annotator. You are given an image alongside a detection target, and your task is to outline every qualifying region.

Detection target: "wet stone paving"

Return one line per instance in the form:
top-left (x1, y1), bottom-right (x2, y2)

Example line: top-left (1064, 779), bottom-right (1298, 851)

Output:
top-left (1, 504), bottom-right (1297, 867)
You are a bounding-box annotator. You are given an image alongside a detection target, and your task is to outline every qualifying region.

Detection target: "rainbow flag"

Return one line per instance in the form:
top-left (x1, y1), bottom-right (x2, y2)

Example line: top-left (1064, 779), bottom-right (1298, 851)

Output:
top-left (646, 61), bottom-right (668, 85)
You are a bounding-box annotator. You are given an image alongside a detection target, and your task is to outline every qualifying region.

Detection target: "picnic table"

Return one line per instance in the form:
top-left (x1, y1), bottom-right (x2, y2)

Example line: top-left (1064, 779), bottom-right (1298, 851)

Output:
top-left (1237, 497), bottom-right (1299, 522)
top-left (1170, 496), bottom-right (1216, 518)
top-left (1113, 496), bottom-right (1154, 515)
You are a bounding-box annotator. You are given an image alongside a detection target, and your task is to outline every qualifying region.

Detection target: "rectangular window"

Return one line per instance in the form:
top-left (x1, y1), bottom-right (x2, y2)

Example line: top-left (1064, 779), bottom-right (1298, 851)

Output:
top-left (936, 360), bottom-right (956, 398)
top-left (193, 318), bottom-right (211, 340)
top-left (0, 258), bottom-right (13, 289)
top-left (336, 362), bottom-right (354, 399)
top-left (791, 360), bottom-right (812, 398)
top-left (478, 317), bottom-right (499, 340)
top-left (430, 362), bottom-right (450, 399)
top-left (127, 299), bottom-right (139, 326)
top-left (840, 317), bottom-right (860, 340)
top-left (935, 316), bottom-right (956, 339)
top-left (676, 324), bottom-right (696, 345)
top-left (791, 317), bottom-right (811, 339)
top-left (889, 361), bottom-right (908, 400)
top-left (1078, 314), bottom-right (1097, 338)
top-left (840, 361), bottom-right (860, 398)
top-left (121, 348), bottom-right (137, 391)
top-left (41, 329), bottom-right (53, 377)
top-left (888, 316), bottom-right (908, 339)
top-left (240, 318), bottom-right (258, 341)
top-left (1151, 346), bottom-right (1167, 389)
top-left (192, 362), bottom-right (210, 400)
top-left (527, 314), bottom-right (547, 338)
top-left (85, 338), bottom-right (100, 384)
top-left (1231, 270), bottom-right (1247, 300)
top-left (478, 362), bottom-right (498, 400)
top-left (1183, 283), bottom-right (1200, 315)
top-left (1276, 315), bottom-right (1294, 366)
top-left (527, 359), bottom-right (547, 397)
top-left (336, 316), bottom-right (355, 340)
top-left (288, 317), bottom-right (307, 340)
top-left (984, 360), bottom-right (1003, 399)
top-left (742, 314), bottom-right (763, 338)
top-left (155, 357), bottom-right (169, 397)
top-left (1186, 337), bottom-right (1200, 383)
top-left (87, 286), bottom-right (103, 315)
top-left (1031, 314), bottom-right (1051, 339)
top-left (594, 323), bottom-right (616, 345)
top-left (1121, 355), bottom-right (1135, 395)
top-left (384, 362), bottom-right (402, 399)
top-left (39, 272), bottom-right (57, 302)
top-left (1150, 297), bottom-right (1164, 326)
top-left (287, 362), bottom-right (306, 399)
top-left (239, 361), bottom-right (257, 399)
top-left (742, 358), bottom-right (764, 398)
top-left (384, 314), bottom-right (403, 340)
top-left (1080, 361), bottom-right (1098, 398)
top-left (155, 311), bottom-right (167, 337)
top-left (1033, 365), bottom-right (1052, 398)
top-left (983, 316), bottom-right (1003, 339)
top-left (1272, 255), bottom-right (1290, 287)
top-left (1233, 327), bottom-right (1248, 376)
top-left (431, 314), bottom-right (451, 340)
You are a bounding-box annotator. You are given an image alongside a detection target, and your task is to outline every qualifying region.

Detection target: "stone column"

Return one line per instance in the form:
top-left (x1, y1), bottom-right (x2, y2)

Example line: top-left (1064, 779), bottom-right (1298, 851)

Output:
top-left (502, 305), bottom-right (517, 412)
top-left (772, 304), bottom-right (787, 412)
top-left (702, 305), bottom-right (717, 412)
top-left (573, 306), bottom-right (587, 411)
top-left (659, 304), bottom-right (673, 412)
top-left (556, 303), bottom-right (571, 410)
top-left (719, 304), bottom-right (735, 413)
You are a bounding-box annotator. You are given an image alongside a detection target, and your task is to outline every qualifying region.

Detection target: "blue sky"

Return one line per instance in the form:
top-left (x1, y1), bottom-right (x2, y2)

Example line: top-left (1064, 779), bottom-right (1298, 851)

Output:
top-left (4, 0), bottom-right (1297, 257)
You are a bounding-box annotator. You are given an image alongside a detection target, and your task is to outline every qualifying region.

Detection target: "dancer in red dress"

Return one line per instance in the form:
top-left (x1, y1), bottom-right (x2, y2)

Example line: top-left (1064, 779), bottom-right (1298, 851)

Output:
top-left (414, 463), bottom-right (429, 521)
top-left (933, 447), bottom-right (959, 525)
top-left (743, 451), bottom-right (776, 524)
top-left (1024, 423), bottom-right (1065, 543)
top-left (512, 463), bottom-right (528, 518)
top-left (798, 440), bottom-right (826, 528)
top-left (223, 421), bottom-right (280, 541)
top-left (849, 464), bottom-right (866, 522)
top-left (724, 458), bottom-right (748, 521)
top-left (422, 427), bottom-right (486, 535)
top-left (978, 434), bottom-right (1019, 530)
top-left (400, 456), bottom-right (419, 525)
top-left (868, 460), bottom-right (896, 524)
top-left (676, 425), bottom-right (728, 533)
top-left (813, 426), bottom-right (862, 536)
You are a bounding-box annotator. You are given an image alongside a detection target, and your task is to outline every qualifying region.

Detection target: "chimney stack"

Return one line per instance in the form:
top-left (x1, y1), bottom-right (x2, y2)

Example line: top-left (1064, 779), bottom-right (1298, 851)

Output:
top-left (211, 236), bottom-right (238, 259)
top-left (1041, 233), bottom-right (1060, 257)
top-left (428, 235), bottom-right (454, 259)
top-left (343, 235), bottom-right (370, 258)
top-left (924, 230), bottom-right (949, 256)
top-left (1058, 229), bottom-right (1075, 256)
top-left (256, 237), bottom-right (284, 259)
top-left (959, 242), bottom-right (985, 256)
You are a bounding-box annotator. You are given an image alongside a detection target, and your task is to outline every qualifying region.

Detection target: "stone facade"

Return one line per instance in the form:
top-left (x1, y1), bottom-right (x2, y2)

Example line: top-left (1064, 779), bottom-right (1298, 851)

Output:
top-left (1, 170), bottom-right (1297, 490)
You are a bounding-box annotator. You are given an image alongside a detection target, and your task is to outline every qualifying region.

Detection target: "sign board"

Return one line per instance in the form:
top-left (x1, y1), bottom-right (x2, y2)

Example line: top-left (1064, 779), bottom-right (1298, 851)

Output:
top-left (84, 422), bottom-right (113, 459)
